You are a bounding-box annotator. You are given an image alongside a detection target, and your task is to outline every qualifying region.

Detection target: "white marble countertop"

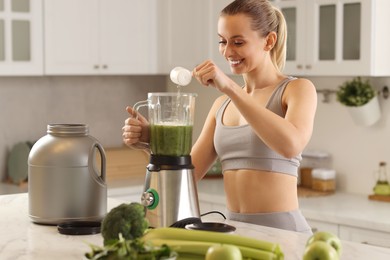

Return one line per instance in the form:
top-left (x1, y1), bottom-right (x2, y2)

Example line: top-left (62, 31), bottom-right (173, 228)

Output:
top-left (1, 193), bottom-right (390, 260)
top-left (196, 179), bottom-right (390, 234)
top-left (299, 193), bottom-right (390, 233)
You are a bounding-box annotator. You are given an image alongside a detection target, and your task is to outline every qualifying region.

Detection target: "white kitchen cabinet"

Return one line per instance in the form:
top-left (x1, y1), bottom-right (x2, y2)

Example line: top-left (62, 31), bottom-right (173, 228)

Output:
top-left (156, 0), bottom-right (211, 73)
top-left (44, 0), bottom-right (157, 75)
top-left (0, 0), bottom-right (43, 75)
top-left (271, 0), bottom-right (306, 75)
top-left (305, 220), bottom-right (390, 248)
top-left (273, 0), bottom-right (390, 76)
top-left (339, 225), bottom-right (390, 248)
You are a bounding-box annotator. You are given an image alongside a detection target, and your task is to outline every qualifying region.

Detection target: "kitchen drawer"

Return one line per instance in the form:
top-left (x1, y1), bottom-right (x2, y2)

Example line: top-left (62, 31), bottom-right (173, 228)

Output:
top-left (97, 147), bottom-right (148, 181)
top-left (307, 219), bottom-right (339, 235)
top-left (339, 225), bottom-right (390, 248)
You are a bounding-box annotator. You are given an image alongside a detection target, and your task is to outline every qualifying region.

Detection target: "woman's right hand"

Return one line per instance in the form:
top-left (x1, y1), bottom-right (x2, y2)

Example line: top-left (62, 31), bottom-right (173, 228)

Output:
top-left (122, 106), bottom-right (150, 147)
top-left (192, 59), bottom-right (237, 94)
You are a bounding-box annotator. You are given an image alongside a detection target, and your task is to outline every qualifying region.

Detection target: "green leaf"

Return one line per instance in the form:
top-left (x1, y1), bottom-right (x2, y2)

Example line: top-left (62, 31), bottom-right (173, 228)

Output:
top-left (85, 237), bottom-right (176, 260)
top-left (336, 77), bottom-right (375, 106)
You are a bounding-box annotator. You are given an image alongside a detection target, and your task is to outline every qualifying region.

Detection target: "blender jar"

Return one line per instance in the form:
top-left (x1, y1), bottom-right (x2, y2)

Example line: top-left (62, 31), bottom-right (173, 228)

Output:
top-left (134, 92), bottom-right (197, 156)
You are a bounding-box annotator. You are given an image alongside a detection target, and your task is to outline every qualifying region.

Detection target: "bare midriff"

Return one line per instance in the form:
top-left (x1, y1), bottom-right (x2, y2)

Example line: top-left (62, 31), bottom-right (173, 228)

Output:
top-left (223, 169), bottom-right (299, 213)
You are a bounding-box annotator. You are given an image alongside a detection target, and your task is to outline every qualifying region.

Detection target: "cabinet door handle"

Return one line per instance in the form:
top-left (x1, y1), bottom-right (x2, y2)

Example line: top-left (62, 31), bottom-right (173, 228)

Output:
top-left (306, 64), bottom-right (312, 69)
top-left (94, 65), bottom-right (99, 69)
top-left (102, 64), bottom-right (108, 69)
top-left (297, 64), bottom-right (303, 69)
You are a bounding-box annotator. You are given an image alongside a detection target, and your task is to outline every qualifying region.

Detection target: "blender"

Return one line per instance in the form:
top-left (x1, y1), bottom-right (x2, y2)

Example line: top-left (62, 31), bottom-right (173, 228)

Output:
top-left (133, 92), bottom-right (201, 228)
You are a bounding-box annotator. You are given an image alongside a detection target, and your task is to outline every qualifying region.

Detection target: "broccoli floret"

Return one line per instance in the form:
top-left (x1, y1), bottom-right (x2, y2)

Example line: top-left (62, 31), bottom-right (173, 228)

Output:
top-left (101, 202), bottom-right (149, 245)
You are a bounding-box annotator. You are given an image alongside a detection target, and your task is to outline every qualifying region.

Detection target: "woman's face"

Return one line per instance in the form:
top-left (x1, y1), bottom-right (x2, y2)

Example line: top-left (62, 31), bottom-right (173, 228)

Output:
top-left (218, 14), bottom-right (267, 75)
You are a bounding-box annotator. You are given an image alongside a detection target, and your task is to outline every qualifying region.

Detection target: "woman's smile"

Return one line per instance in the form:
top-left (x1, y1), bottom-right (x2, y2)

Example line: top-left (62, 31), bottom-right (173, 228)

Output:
top-left (229, 58), bottom-right (244, 67)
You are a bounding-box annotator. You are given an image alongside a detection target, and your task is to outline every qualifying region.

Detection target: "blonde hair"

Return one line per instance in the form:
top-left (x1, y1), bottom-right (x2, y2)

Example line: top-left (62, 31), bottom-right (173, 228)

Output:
top-left (221, 0), bottom-right (287, 72)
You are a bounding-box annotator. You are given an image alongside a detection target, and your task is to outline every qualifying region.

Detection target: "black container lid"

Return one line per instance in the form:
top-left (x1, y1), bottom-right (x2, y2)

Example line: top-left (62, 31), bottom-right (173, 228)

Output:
top-left (147, 155), bottom-right (194, 171)
top-left (57, 221), bottom-right (101, 235)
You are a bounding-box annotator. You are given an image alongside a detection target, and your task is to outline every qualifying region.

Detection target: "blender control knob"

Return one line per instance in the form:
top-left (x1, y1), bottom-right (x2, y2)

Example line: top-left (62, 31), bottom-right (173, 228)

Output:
top-left (141, 192), bottom-right (154, 206)
top-left (141, 189), bottom-right (159, 209)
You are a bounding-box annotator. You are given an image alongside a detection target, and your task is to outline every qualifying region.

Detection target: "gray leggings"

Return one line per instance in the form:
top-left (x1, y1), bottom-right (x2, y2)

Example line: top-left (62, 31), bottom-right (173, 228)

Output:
top-left (227, 209), bottom-right (313, 234)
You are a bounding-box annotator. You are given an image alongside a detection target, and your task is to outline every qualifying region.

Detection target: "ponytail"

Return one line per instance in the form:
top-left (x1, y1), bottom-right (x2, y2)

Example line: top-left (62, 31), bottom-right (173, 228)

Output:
top-left (271, 7), bottom-right (287, 72)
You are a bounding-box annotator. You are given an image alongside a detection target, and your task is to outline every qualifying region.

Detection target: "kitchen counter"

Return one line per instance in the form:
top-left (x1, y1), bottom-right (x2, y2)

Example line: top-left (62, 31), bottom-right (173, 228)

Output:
top-left (1, 193), bottom-right (390, 260)
top-left (299, 193), bottom-right (390, 233)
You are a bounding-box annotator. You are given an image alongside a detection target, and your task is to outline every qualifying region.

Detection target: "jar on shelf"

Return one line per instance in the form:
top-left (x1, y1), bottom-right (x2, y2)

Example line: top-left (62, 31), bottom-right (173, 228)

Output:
top-left (299, 150), bottom-right (332, 188)
top-left (376, 161), bottom-right (389, 184)
top-left (373, 161), bottom-right (390, 196)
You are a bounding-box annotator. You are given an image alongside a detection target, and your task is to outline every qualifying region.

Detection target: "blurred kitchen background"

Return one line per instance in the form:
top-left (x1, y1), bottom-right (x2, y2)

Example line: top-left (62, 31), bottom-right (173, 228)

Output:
top-left (1, 0), bottom-right (390, 197)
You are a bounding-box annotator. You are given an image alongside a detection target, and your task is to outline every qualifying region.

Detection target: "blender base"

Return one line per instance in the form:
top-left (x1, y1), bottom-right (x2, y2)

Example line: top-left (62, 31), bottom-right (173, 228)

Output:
top-left (142, 162), bottom-right (201, 228)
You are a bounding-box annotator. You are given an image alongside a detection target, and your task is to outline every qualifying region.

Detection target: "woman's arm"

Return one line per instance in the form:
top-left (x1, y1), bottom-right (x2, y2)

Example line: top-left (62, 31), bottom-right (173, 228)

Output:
top-left (193, 60), bottom-right (317, 158)
top-left (191, 96), bottom-right (226, 181)
top-left (227, 78), bottom-right (317, 158)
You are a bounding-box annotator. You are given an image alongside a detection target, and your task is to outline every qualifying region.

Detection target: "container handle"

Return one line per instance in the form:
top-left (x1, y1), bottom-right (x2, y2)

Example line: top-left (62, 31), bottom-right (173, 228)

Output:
top-left (131, 100), bottom-right (150, 150)
top-left (91, 142), bottom-right (106, 182)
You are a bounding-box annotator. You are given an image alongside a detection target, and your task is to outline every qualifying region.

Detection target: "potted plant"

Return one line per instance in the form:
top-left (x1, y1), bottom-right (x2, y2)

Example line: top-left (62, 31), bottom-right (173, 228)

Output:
top-left (336, 77), bottom-right (381, 126)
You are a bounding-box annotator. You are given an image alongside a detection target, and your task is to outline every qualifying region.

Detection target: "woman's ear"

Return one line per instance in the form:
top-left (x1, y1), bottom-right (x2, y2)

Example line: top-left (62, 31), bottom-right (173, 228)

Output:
top-left (264, 31), bottom-right (277, 51)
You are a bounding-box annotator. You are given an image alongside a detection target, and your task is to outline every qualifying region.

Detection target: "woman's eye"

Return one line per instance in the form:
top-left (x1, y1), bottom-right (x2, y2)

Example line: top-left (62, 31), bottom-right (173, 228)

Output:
top-left (218, 40), bottom-right (244, 46)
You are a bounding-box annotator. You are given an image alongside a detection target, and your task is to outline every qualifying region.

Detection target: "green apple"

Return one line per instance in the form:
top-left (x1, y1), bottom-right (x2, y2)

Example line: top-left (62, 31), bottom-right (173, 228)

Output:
top-left (205, 244), bottom-right (242, 260)
top-left (373, 183), bottom-right (390, 195)
top-left (303, 241), bottom-right (339, 260)
top-left (306, 231), bottom-right (342, 256)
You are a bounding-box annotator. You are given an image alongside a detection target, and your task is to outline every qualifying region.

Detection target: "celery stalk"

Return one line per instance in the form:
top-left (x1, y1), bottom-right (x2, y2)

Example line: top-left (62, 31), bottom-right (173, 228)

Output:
top-left (146, 238), bottom-right (280, 260)
top-left (142, 228), bottom-right (284, 259)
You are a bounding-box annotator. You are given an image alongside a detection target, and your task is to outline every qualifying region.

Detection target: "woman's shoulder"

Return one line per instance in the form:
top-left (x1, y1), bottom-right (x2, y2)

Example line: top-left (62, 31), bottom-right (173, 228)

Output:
top-left (288, 77), bottom-right (315, 89)
top-left (284, 77), bottom-right (316, 94)
top-left (283, 77), bottom-right (317, 101)
top-left (215, 94), bottom-right (229, 104)
top-left (210, 94), bottom-right (228, 108)
top-left (208, 94), bottom-right (229, 117)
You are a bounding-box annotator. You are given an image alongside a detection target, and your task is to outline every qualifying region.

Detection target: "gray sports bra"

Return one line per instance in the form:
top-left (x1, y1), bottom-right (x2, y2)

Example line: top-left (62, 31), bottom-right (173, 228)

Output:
top-left (214, 77), bottom-right (301, 177)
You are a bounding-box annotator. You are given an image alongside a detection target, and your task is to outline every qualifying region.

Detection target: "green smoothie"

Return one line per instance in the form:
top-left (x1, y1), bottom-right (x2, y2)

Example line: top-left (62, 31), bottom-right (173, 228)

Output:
top-left (150, 124), bottom-right (193, 156)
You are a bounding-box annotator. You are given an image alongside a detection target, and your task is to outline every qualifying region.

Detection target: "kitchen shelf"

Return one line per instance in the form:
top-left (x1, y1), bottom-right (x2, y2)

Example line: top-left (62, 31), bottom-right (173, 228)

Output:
top-left (368, 194), bottom-right (390, 203)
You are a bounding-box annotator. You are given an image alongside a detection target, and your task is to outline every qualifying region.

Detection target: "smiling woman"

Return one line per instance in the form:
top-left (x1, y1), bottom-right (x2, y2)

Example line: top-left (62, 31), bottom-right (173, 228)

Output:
top-left (123, 0), bottom-right (317, 234)
top-left (189, 0), bottom-right (317, 233)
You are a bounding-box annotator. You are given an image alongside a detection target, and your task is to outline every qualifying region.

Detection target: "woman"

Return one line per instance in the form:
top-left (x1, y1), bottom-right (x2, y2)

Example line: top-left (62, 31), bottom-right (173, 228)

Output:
top-left (123, 0), bottom-right (317, 233)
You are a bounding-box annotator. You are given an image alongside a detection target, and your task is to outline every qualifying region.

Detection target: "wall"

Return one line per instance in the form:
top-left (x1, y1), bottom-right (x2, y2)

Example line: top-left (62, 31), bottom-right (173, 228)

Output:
top-left (168, 76), bottom-right (390, 196)
top-left (308, 76), bottom-right (390, 196)
top-left (0, 76), bottom-right (166, 182)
